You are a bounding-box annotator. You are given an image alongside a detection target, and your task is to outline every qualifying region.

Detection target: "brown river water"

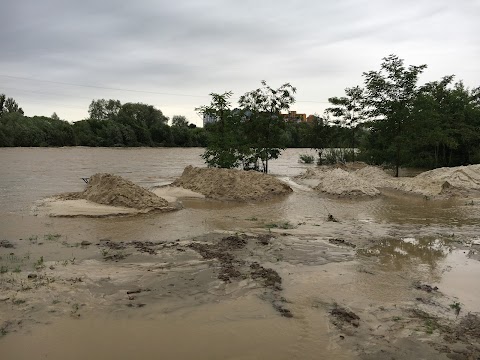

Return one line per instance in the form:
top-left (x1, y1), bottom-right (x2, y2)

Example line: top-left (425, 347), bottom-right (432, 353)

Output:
top-left (1, 147), bottom-right (480, 360)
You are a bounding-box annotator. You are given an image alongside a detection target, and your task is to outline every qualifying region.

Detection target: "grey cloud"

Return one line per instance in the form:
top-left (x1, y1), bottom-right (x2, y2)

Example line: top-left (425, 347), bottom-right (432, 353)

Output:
top-left (1, 0), bottom-right (479, 125)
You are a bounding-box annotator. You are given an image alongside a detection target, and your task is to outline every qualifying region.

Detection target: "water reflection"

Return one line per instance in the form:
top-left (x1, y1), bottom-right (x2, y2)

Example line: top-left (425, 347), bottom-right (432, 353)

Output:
top-left (358, 237), bottom-right (452, 272)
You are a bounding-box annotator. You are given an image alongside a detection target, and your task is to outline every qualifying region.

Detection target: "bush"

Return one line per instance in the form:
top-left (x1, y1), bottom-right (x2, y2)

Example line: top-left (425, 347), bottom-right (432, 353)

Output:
top-left (299, 154), bottom-right (315, 164)
top-left (319, 148), bottom-right (355, 165)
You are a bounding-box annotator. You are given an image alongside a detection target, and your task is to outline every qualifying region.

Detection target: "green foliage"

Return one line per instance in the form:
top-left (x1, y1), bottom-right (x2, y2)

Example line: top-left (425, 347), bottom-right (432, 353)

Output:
top-left (34, 256), bottom-right (45, 270)
top-left (265, 221), bottom-right (295, 229)
top-left (326, 86), bottom-right (366, 161)
top-left (44, 233), bottom-right (61, 241)
top-left (239, 81), bottom-right (296, 173)
top-left (321, 148), bottom-right (355, 165)
top-left (70, 113), bottom-right (205, 148)
top-left (1, 62), bottom-right (479, 171)
top-left (299, 154), bottom-right (314, 164)
top-left (198, 81), bottom-right (296, 172)
top-left (196, 91), bottom-right (245, 168)
top-left (361, 68), bottom-right (480, 169)
top-left (362, 55), bottom-right (427, 176)
top-left (88, 99), bottom-right (121, 121)
top-left (0, 94), bottom-right (24, 117)
top-left (199, 94), bottom-right (241, 169)
top-left (171, 115), bottom-right (189, 127)
top-left (0, 112), bottom-right (75, 147)
top-left (0, 94), bottom-right (207, 148)
top-left (449, 301), bottom-right (461, 316)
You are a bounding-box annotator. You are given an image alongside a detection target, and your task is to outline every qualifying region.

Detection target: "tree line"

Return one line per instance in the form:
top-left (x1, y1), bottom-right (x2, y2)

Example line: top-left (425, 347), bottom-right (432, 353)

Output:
top-left (1, 54), bottom-right (479, 174)
top-left (0, 98), bottom-right (207, 147)
top-left (196, 55), bottom-right (479, 174)
top-left (326, 55), bottom-right (480, 175)
top-left (0, 94), bottom-right (352, 149)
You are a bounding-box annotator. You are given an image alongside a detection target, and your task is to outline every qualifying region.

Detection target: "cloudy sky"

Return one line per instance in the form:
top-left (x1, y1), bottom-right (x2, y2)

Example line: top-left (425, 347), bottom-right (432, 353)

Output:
top-left (1, 0), bottom-right (479, 126)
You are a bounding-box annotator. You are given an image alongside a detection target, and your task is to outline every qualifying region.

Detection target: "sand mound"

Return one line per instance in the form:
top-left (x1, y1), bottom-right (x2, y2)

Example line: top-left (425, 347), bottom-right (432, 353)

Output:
top-left (355, 166), bottom-right (391, 182)
top-left (81, 173), bottom-right (169, 209)
top-left (313, 168), bottom-right (380, 197)
top-left (296, 164), bottom-right (480, 198)
top-left (36, 174), bottom-right (176, 217)
top-left (295, 168), bottom-right (318, 180)
top-left (171, 166), bottom-right (292, 201)
top-left (56, 173), bottom-right (171, 212)
top-left (356, 164), bottom-right (480, 197)
top-left (416, 165), bottom-right (480, 191)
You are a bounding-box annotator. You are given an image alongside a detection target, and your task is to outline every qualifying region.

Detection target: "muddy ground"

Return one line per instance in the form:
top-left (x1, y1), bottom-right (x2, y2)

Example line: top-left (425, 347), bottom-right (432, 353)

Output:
top-left (1, 203), bottom-right (480, 359)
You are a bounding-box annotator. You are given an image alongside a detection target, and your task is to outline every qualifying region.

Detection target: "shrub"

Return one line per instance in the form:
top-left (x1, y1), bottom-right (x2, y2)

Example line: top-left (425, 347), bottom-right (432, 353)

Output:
top-left (299, 154), bottom-right (315, 164)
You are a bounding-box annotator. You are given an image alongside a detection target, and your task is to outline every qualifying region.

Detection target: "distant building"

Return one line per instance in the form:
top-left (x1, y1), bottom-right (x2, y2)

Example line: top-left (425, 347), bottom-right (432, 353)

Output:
top-left (205, 110), bottom-right (317, 126)
top-left (203, 114), bottom-right (217, 127)
top-left (282, 111), bottom-right (307, 123)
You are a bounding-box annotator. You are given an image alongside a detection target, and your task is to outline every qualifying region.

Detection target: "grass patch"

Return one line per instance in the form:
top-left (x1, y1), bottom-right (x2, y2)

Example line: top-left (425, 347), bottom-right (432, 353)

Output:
top-left (450, 301), bottom-right (461, 316)
top-left (409, 308), bottom-right (442, 335)
top-left (425, 318), bottom-right (437, 334)
top-left (265, 221), bottom-right (295, 230)
top-left (44, 233), bottom-right (61, 241)
top-left (34, 256), bottom-right (45, 270)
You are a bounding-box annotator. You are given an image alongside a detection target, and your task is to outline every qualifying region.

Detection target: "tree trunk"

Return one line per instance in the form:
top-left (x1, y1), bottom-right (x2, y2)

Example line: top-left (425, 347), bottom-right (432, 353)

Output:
top-left (395, 144), bottom-right (400, 177)
top-left (352, 127), bottom-right (355, 162)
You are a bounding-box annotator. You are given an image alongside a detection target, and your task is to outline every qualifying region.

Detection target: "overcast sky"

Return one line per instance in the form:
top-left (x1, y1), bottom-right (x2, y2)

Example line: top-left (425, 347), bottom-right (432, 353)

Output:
top-left (1, 0), bottom-right (479, 126)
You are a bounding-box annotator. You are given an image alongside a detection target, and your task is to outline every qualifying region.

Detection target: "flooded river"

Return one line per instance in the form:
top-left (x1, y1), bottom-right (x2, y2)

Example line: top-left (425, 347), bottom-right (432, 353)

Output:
top-left (1, 148), bottom-right (479, 359)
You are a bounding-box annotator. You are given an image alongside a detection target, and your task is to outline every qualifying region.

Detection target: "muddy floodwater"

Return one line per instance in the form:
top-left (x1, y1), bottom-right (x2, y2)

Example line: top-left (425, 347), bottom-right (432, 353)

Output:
top-left (1, 147), bottom-right (480, 360)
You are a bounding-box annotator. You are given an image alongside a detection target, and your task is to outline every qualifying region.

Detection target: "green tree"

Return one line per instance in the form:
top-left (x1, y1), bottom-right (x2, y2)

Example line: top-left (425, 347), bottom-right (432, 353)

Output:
top-left (0, 94), bottom-right (24, 117)
top-left (171, 115), bottom-right (189, 127)
top-left (326, 86), bottom-right (365, 161)
top-left (88, 99), bottom-right (122, 121)
top-left (196, 92), bottom-right (245, 168)
top-left (239, 81), bottom-right (296, 173)
top-left (409, 77), bottom-right (480, 167)
top-left (116, 102), bottom-right (168, 146)
top-left (363, 55), bottom-right (427, 176)
top-left (307, 115), bottom-right (332, 164)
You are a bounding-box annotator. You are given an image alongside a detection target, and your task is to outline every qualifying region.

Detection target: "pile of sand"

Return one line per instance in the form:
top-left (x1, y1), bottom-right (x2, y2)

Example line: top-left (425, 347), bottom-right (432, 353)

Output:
top-left (295, 164), bottom-right (480, 198)
top-left (355, 166), bottom-right (392, 182)
top-left (416, 165), bottom-right (480, 191)
top-left (59, 173), bottom-right (170, 211)
top-left (295, 168), bottom-right (318, 180)
top-left (312, 168), bottom-right (380, 197)
top-left (355, 165), bottom-right (480, 197)
top-left (171, 165), bottom-right (293, 201)
top-left (81, 173), bottom-right (170, 209)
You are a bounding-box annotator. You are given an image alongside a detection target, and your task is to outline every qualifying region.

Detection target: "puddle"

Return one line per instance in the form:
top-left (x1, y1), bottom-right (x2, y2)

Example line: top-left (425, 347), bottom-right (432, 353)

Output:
top-left (0, 296), bottom-right (352, 360)
top-left (438, 250), bottom-right (480, 312)
top-left (357, 237), bottom-right (452, 273)
top-left (358, 236), bottom-right (480, 312)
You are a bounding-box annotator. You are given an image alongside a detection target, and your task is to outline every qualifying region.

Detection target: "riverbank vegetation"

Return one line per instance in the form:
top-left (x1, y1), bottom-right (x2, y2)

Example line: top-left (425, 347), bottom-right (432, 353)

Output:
top-left (1, 55), bottom-right (479, 172)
